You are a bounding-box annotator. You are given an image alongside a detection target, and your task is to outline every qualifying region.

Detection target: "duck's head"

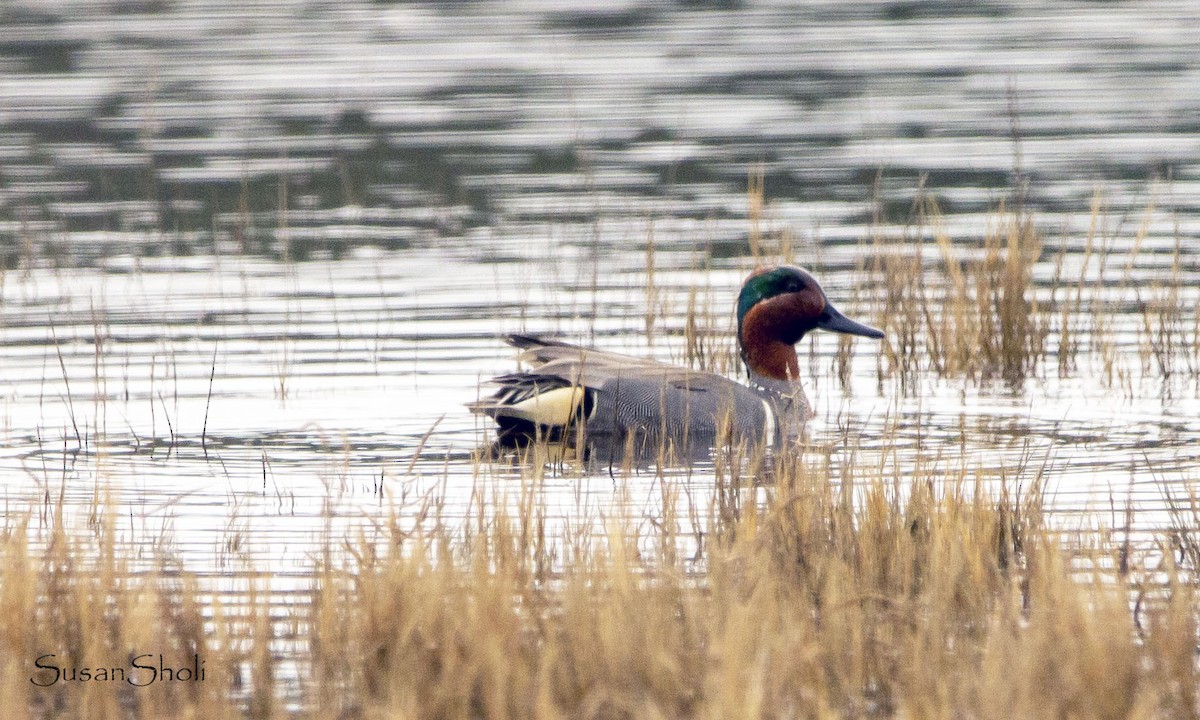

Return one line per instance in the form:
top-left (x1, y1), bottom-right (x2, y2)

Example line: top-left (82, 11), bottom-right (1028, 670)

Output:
top-left (736, 265), bottom-right (883, 382)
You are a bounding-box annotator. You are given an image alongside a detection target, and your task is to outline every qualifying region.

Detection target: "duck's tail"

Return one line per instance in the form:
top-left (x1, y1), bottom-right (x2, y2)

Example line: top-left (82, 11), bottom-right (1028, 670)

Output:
top-left (470, 334), bottom-right (599, 435)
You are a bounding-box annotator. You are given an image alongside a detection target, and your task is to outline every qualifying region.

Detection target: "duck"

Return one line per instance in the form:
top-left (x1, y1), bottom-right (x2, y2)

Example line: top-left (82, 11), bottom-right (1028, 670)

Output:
top-left (471, 265), bottom-right (883, 453)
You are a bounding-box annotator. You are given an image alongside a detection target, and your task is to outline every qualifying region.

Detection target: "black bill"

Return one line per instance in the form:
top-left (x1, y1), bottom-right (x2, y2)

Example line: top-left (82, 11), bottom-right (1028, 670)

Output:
top-left (817, 303), bottom-right (885, 339)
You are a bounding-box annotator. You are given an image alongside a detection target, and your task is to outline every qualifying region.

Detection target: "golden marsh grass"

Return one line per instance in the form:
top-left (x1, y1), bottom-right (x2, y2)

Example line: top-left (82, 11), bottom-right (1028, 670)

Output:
top-left (691, 181), bottom-right (1200, 397)
top-left (4, 444), bottom-right (1199, 718)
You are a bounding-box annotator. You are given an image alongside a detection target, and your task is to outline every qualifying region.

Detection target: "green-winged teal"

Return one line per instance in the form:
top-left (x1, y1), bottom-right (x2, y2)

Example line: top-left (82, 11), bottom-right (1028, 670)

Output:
top-left (472, 265), bottom-right (883, 450)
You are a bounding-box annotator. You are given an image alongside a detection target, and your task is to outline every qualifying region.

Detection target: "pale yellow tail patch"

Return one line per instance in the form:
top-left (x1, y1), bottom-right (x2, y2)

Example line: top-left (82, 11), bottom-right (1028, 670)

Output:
top-left (501, 386), bottom-right (585, 427)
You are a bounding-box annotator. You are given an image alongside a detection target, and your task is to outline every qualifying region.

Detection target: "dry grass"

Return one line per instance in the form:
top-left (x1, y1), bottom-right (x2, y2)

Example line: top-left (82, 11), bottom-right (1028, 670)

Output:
top-left (867, 194), bottom-right (1046, 390)
top-left (604, 174), bottom-right (1195, 398)
top-left (835, 188), bottom-right (1196, 396)
top-left (4, 179), bottom-right (1200, 718)
top-left (666, 180), bottom-right (1197, 400)
top-left (2, 499), bottom-right (250, 718)
top-left (3, 445), bottom-right (1198, 719)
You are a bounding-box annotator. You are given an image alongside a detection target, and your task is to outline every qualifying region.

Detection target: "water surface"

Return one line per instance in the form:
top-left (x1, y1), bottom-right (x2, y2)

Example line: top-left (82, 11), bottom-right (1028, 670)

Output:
top-left (1, 0), bottom-right (1198, 636)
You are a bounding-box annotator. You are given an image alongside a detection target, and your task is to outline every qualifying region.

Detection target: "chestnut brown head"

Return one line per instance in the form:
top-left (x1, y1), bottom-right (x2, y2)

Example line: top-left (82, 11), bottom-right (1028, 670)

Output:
top-left (736, 265), bottom-right (883, 380)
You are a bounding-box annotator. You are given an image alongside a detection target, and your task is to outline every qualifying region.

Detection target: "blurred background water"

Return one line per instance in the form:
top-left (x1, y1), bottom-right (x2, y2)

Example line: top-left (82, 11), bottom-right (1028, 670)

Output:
top-left (1, 0), bottom-right (1198, 580)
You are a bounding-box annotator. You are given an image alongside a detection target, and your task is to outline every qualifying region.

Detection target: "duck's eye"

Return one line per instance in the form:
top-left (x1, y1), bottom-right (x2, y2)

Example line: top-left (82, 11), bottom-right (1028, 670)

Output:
top-left (785, 277), bottom-right (804, 293)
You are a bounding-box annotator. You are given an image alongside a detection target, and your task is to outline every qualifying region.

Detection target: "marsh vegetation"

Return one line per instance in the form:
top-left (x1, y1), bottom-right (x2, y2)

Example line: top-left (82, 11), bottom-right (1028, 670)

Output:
top-left (3, 1), bottom-right (1200, 716)
top-left (3, 189), bottom-right (1199, 717)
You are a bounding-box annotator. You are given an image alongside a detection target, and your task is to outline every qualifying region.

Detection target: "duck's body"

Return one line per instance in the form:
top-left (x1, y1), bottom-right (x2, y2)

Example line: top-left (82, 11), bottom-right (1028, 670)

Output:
top-left (472, 265), bottom-right (883, 453)
top-left (476, 334), bottom-right (810, 447)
